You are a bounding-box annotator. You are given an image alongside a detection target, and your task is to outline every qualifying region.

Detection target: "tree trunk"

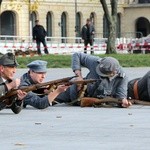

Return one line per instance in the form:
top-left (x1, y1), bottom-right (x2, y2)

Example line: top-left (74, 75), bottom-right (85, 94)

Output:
top-left (100, 0), bottom-right (118, 54)
top-left (106, 22), bottom-right (116, 54)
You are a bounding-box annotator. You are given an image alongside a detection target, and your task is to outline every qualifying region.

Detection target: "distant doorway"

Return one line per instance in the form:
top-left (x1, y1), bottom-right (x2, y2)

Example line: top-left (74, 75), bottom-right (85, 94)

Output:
top-left (136, 17), bottom-right (150, 37)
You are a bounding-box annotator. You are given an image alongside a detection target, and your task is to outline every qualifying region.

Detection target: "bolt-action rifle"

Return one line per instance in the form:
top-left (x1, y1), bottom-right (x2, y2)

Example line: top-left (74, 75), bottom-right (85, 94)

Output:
top-left (80, 97), bottom-right (150, 107)
top-left (0, 76), bottom-right (98, 108)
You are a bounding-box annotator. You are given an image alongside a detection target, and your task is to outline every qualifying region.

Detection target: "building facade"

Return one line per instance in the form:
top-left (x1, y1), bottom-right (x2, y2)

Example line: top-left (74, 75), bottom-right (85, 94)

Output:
top-left (0, 0), bottom-right (150, 39)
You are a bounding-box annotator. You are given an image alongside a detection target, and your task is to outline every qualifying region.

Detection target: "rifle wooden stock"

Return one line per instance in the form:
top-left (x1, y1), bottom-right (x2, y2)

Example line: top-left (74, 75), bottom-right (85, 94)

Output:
top-left (0, 76), bottom-right (76, 107)
top-left (80, 97), bottom-right (122, 107)
top-left (80, 97), bottom-right (150, 107)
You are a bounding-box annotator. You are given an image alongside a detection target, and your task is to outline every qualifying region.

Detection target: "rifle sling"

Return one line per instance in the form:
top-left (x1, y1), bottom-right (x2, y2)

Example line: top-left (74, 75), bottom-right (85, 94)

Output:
top-left (133, 80), bottom-right (139, 100)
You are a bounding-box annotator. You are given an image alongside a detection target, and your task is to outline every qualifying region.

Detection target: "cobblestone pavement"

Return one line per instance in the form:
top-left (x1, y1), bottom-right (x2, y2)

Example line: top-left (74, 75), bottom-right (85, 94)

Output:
top-left (0, 67), bottom-right (150, 150)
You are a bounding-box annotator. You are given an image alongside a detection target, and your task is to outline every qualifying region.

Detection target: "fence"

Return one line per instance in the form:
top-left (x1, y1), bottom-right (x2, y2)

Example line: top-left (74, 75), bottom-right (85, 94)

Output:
top-left (0, 35), bottom-right (107, 55)
top-left (0, 35), bottom-right (149, 56)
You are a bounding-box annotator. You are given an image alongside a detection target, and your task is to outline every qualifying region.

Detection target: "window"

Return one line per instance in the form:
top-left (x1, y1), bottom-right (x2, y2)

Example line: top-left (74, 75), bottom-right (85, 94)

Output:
top-left (139, 0), bottom-right (150, 3)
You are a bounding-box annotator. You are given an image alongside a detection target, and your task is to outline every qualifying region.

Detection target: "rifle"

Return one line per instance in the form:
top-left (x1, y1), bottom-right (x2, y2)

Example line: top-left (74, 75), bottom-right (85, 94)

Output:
top-left (80, 97), bottom-right (150, 107)
top-left (0, 76), bottom-right (76, 107)
top-left (0, 76), bottom-right (98, 107)
top-left (66, 79), bottom-right (98, 86)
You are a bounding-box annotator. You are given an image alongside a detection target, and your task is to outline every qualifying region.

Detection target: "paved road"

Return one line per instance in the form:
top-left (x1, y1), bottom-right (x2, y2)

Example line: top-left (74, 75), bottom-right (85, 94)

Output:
top-left (0, 67), bottom-right (150, 150)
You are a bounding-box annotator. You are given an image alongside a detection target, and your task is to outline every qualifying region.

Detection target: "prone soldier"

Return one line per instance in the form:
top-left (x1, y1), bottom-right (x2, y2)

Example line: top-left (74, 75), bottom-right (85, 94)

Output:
top-left (0, 53), bottom-right (26, 114)
top-left (55, 52), bottom-right (132, 108)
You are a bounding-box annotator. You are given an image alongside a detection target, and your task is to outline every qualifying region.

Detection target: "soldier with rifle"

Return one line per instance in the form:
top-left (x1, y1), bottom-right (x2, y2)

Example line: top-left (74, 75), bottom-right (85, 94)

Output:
top-left (55, 52), bottom-right (132, 108)
top-left (19, 60), bottom-right (69, 109)
top-left (0, 53), bottom-right (27, 114)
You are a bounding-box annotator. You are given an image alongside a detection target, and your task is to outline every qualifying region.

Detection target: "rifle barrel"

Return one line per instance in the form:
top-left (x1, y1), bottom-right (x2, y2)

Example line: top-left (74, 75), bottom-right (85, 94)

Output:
top-left (68, 79), bottom-right (98, 85)
top-left (0, 75), bottom-right (77, 103)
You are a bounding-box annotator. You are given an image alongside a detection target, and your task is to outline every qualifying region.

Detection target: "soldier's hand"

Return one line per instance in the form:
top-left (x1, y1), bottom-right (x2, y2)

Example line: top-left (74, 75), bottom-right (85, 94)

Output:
top-left (56, 85), bottom-right (69, 93)
top-left (72, 76), bottom-right (84, 91)
top-left (74, 70), bottom-right (82, 78)
top-left (6, 78), bottom-right (21, 90)
top-left (11, 78), bottom-right (20, 88)
top-left (17, 90), bottom-right (27, 100)
top-left (122, 98), bottom-right (132, 108)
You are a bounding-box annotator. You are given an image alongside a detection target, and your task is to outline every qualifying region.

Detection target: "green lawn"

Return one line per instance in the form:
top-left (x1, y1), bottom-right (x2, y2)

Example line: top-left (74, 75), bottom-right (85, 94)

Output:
top-left (16, 53), bottom-right (150, 68)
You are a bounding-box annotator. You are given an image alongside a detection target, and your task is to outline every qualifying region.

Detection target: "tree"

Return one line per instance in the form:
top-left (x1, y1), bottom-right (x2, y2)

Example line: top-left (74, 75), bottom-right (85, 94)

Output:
top-left (100, 0), bottom-right (118, 54)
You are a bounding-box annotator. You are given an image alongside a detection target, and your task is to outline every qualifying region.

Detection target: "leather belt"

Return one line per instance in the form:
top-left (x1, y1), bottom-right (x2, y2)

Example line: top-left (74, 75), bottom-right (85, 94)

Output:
top-left (133, 80), bottom-right (139, 100)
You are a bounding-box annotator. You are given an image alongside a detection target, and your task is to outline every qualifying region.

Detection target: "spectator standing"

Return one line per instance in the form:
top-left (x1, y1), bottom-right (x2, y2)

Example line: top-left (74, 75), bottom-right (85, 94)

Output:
top-left (81, 18), bottom-right (95, 54)
top-left (33, 20), bottom-right (49, 55)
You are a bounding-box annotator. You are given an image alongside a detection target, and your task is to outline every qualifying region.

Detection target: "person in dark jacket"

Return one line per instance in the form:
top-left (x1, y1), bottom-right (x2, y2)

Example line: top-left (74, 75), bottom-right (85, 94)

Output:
top-left (0, 53), bottom-right (27, 114)
top-left (20, 60), bottom-right (68, 109)
top-left (81, 18), bottom-right (95, 54)
top-left (55, 52), bottom-right (131, 108)
top-left (128, 70), bottom-right (150, 101)
top-left (33, 20), bottom-right (49, 55)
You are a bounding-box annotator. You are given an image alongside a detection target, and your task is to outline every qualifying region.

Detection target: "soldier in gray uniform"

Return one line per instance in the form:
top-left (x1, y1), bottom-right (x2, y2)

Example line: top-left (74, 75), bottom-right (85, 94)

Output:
top-left (56, 52), bottom-right (131, 108)
top-left (0, 53), bottom-right (27, 114)
top-left (20, 60), bottom-right (68, 109)
top-left (128, 70), bottom-right (150, 101)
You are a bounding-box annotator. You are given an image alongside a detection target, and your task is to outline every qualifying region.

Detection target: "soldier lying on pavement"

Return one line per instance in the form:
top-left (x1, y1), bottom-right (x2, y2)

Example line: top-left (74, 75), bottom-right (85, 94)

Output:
top-left (0, 53), bottom-right (27, 114)
top-left (55, 52), bottom-right (132, 108)
top-left (20, 60), bottom-right (69, 109)
top-left (128, 70), bottom-right (150, 101)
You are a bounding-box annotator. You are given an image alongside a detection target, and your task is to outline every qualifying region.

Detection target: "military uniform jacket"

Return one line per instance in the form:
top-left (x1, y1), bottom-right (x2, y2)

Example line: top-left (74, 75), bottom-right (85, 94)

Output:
top-left (0, 77), bottom-right (22, 114)
top-left (128, 71), bottom-right (150, 101)
top-left (20, 73), bottom-right (50, 109)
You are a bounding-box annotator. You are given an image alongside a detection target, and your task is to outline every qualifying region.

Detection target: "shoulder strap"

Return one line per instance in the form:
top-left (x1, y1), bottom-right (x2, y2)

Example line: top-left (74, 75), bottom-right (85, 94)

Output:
top-left (133, 80), bottom-right (139, 100)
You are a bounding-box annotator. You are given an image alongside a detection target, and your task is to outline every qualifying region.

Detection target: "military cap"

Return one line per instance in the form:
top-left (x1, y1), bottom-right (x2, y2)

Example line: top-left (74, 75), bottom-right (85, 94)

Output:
top-left (27, 60), bottom-right (47, 72)
top-left (0, 52), bottom-right (19, 67)
top-left (96, 57), bottom-right (120, 77)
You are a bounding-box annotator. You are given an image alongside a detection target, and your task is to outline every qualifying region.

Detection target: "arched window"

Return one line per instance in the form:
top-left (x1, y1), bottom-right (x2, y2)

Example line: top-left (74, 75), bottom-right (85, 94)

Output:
top-left (61, 12), bottom-right (67, 42)
top-left (76, 12), bottom-right (81, 37)
top-left (31, 12), bottom-right (37, 29)
top-left (103, 15), bottom-right (108, 38)
top-left (0, 11), bottom-right (16, 36)
top-left (90, 12), bottom-right (95, 26)
top-left (46, 12), bottom-right (52, 37)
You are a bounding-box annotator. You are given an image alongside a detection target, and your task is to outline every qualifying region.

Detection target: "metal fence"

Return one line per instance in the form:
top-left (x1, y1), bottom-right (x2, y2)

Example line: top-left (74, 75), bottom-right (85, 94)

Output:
top-left (0, 34), bottom-right (149, 56)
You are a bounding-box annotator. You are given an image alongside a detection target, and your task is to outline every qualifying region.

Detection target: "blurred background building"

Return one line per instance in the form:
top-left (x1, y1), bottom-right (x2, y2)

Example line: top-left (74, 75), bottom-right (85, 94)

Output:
top-left (0, 0), bottom-right (150, 39)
